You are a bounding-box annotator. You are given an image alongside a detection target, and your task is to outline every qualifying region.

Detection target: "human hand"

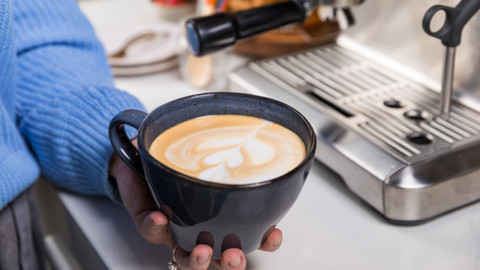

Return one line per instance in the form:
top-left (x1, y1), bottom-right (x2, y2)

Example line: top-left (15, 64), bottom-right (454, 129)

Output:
top-left (109, 140), bottom-right (283, 270)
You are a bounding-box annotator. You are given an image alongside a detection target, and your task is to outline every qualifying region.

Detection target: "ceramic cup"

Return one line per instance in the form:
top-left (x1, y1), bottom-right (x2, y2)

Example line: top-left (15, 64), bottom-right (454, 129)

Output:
top-left (109, 92), bottom-right (316, 259)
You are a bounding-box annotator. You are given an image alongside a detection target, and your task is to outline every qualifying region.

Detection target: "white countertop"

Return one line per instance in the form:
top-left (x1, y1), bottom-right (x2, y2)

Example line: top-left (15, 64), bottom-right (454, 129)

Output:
top-left (58, 148), bottom-right (480, 270)
top-left (52, 1), bottom-right (480, 269)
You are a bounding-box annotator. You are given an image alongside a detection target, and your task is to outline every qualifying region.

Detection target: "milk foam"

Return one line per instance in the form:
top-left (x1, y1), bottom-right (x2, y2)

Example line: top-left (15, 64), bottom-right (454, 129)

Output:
top-left (149, 115), bottom-right (306, 184)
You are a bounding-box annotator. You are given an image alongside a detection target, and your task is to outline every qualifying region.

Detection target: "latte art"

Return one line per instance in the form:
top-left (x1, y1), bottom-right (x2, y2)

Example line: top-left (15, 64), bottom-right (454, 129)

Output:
top-left (149, 115), bottom-right (306, 184)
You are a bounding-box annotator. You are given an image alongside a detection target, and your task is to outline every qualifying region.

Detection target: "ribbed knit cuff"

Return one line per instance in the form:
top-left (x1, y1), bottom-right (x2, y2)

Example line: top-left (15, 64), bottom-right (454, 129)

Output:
top-left (17, 85), bottom-right (145, 203)
top-left (0, 150), bottom-right (40, 210)
top-left (12, 0), bottom-right (146, 204)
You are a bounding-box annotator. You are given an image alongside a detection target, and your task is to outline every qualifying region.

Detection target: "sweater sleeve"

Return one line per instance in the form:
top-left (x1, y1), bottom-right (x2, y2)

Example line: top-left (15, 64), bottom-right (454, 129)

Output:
top-left (12, 0), bottom-right (145, 200)
top-left (0, 0), bottom-right (40, 210)
top-left (0, 102), bottom-right (40, 209)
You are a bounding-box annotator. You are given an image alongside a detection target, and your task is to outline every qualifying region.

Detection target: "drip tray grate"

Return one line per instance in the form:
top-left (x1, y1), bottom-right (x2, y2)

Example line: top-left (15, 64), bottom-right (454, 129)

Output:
top-left (248, 44), bottom-right (480, 162)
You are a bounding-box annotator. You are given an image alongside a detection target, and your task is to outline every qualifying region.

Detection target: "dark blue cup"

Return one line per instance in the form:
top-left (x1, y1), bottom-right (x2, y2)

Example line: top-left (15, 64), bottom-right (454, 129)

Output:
top-left (109, 92), bottom-right (316, 259)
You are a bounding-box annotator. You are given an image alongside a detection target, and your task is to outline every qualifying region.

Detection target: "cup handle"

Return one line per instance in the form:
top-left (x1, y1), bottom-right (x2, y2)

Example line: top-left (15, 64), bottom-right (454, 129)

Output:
top-left (109, 109), bottom-right (148, 179)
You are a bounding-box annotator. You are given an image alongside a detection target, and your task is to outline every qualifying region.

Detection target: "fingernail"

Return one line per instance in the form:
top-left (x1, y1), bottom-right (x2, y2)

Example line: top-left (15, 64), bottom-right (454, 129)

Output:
top-left (273, 236), bottom-right (282, 246)
top-left (150, 213), bottom-right (163, 226)
top-left (229, 256), bottom-right (241, 267)
top-left (197, 255), bottom-right (209, 265)
top-left (152, 218), bottom-right (161, 226)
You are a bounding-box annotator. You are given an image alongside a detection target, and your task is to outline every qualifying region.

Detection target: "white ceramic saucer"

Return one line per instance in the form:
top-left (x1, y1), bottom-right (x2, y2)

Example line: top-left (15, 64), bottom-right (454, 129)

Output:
top-left (96, 22), bottom-right (181, 75)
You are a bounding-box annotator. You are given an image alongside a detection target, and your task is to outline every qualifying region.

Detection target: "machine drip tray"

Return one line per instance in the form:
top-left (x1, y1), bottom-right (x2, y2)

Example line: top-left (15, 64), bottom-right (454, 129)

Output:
top-left (230, 43), bottom-right (480, 224)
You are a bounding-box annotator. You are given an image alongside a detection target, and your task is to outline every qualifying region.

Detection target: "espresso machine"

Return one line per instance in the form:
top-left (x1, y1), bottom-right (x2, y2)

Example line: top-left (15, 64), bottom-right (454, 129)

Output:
top-left (185, 0), bottom-right (480, 224)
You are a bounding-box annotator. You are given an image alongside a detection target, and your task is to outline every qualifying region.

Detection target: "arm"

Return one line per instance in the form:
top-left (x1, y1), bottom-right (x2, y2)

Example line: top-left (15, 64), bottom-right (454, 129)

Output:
top-left (0, 103), bottom-right (40, 209)
top-left (0, 0), bottom-right (40, 210)
top-left (13, 0), bottom-right (144, 199)
top-left (12, 2), bottom-right (282, 269)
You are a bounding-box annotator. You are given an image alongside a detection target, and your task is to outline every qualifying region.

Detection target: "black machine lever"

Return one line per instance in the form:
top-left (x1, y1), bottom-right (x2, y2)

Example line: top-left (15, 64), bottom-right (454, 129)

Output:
top-left (422, 0), bottom-right (480, 47)
top-left (185, 0), bottom-right (307, 56)
top-left (422, 0), bottom-right (480, 120)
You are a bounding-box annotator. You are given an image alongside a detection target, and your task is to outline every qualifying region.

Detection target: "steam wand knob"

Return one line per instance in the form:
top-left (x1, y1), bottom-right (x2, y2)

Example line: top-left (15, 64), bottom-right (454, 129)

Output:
top-left (422, 0), bottom-right (480, 120)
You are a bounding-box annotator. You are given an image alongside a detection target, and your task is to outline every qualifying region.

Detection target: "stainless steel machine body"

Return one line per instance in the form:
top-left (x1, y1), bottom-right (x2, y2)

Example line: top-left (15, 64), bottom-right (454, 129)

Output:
top-left (230, 0), bottom-right (480, 224)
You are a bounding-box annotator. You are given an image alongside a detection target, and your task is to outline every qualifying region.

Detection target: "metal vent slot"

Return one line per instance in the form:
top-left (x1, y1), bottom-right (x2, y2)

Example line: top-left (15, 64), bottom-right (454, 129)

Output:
top-left (248, 44), bottom-right (480, 160)
top-left (399, 84), bottom-right (480, 129)
top-left (322, 47), bottom-right (362, 66)
top-left (359, 122), bottom-right (421, 157)
top-left (390, 85), bottom-right (480, 140)
top-left (288, 57), bottom-right (356, 96)
top-left (304, 52), bottom-right (371, 92)
top-left (279, 59), bottom-right (344, 98)
top-left (356, 87), bottom-right (470, 145)
top-left (259, 61), bottom-right (306, 88)
top-left (296, 54), bottom-right (364, 93)
top-left (259, 60), bottom-right (343, 99)
top-left (307, 90), bottom-right (355, 118)
top-left (350, 100), bottom-right (414, 135)
top-left (313, 49), bottom-right (351, 69)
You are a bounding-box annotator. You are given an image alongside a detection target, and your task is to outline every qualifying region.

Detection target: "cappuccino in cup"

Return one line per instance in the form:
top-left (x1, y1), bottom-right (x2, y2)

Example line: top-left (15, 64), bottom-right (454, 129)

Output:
top-left (109, 92), bottom-right (316, 259)
top-left (149, 114), bottom-right (306, 184)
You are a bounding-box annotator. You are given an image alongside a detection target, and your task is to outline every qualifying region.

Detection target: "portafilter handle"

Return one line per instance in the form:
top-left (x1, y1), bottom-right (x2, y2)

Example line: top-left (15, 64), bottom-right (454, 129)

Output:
top-left (185, 0), bottom-right (309, 57)
top-left (422, 0), bottom-right (480, 120)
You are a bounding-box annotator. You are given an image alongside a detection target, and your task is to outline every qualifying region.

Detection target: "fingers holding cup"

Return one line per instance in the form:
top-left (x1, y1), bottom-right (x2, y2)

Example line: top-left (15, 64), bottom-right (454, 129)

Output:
top-left (109, 93), bottom-right (316, 260)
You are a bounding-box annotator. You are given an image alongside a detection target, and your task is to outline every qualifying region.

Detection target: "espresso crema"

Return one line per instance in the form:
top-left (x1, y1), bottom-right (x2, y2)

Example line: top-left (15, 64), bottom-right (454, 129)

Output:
top-left (149, 114), bottom-right (306, 184)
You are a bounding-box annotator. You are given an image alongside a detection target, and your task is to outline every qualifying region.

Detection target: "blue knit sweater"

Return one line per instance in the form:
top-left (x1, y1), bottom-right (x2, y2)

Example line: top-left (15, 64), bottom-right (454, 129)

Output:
top-left (0, 0), bottom-right (145, 209)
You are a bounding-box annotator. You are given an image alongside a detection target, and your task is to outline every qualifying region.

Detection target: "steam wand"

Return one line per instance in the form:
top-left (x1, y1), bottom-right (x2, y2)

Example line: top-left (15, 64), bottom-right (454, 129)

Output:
top-left (422, 0), bottom-right (480, 120)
